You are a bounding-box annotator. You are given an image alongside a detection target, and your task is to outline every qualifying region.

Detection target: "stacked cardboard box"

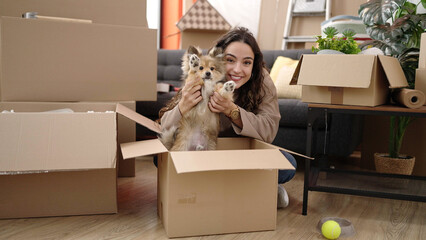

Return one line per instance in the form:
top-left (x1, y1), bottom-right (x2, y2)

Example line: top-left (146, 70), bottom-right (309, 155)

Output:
top-left (0, 0), bottom-right (157, 218)
top-left (416, 33), bottom-right (426, 104)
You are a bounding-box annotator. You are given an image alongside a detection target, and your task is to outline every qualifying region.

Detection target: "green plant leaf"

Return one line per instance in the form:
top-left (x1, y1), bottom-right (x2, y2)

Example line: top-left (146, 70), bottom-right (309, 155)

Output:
top-left (323, 26), bottom-right (338, 38)
top-left (422, 0), bottom-right (426, 8)
top-left (359, 0), bottom-right (403, 26)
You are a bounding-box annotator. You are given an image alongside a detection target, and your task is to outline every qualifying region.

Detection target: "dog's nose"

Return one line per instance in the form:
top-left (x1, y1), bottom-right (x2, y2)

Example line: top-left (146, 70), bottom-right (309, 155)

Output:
top-left (206, 72), bottom-right (211, 76)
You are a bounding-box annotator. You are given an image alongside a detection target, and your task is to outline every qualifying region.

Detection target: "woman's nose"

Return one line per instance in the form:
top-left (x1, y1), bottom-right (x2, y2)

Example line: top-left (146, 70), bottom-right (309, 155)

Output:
top-left (232, 62), bottom-right (242, 73)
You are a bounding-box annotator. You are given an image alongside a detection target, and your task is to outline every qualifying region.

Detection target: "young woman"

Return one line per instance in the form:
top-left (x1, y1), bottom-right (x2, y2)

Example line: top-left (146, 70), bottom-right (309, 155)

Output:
top-left (159, 27), bottom-right (297, 208)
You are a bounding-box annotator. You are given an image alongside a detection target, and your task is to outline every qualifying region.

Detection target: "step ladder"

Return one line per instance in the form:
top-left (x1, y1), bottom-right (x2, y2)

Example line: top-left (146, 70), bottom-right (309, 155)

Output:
top-left (282, 0), bottom-right (331, 50)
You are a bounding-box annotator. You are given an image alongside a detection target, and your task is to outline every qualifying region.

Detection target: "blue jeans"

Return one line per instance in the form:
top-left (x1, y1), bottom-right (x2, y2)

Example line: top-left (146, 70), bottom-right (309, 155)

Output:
top-left (278, 150), bottom-right (297, 184)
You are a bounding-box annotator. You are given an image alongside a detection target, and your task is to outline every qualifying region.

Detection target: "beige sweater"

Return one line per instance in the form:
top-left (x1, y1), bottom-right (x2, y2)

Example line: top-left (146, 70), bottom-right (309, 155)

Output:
top-left (160, 69), bottom-right (281, 143)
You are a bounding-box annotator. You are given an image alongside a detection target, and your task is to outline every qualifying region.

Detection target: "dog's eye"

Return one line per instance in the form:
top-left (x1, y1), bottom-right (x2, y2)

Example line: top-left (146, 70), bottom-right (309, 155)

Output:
top-left (210, 67), bottom-right (215, 71)
top-left (199, 66), bottom-right (204, 70)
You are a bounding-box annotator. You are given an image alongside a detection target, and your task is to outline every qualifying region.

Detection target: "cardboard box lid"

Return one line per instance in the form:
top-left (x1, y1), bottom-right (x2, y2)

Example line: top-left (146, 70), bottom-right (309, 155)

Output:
top-left (291, 55), bottom-right (408, 89)
top-left (121, 139), bottom-right (293, 173)
top-left (121, 139), bottom-right (167, 159)
top-left (116, 103), bottom-right (295, 172)
top-left (170, 149), bottom-right (293, 173)
top-left (0, 112), bottom-right (117, 173)
top-left (377, 55), bottom-right (409, 88)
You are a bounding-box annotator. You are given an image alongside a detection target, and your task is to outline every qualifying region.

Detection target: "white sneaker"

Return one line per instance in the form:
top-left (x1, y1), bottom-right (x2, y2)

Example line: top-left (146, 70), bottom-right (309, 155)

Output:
top-left (277, 184), bottom-right (289, 208)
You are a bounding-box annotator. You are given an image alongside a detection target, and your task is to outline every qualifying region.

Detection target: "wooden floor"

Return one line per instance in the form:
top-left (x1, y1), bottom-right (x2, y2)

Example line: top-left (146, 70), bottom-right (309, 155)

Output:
top-left (0, 157), bottom-right (425, 240)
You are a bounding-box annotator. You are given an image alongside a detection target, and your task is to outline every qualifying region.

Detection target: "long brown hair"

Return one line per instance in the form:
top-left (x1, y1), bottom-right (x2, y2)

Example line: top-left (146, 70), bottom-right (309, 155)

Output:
top-left (215, 27), bottom-right (266, 112)
top-left (158, 27), bottom-right (266, 123)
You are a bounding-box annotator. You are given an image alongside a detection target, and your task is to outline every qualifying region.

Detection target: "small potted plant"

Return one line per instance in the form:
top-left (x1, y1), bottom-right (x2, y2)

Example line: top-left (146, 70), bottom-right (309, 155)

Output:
top-left (358, 0), bottom-right (426, 175)
top-left (312, 26), bottom-right (361, 54)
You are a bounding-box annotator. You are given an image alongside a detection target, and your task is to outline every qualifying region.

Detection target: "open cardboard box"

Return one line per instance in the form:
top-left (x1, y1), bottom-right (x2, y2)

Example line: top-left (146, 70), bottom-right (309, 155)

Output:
top-left (0, 16), bottom-right (157, 102)
top-left (291, 54), bottom-right (409, 106)
top-left (0, 101), bottom-right (137, 177)
top-left (0, 103), bottom-right (119, 219)
top-left (116, 104), bottom-right (297, 238)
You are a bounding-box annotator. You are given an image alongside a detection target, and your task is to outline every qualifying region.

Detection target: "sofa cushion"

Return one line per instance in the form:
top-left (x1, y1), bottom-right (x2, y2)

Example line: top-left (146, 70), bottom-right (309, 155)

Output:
top-left (271, 57), bottom-right (301, 99)
top-left (158, 49), bottom-right (186, 87)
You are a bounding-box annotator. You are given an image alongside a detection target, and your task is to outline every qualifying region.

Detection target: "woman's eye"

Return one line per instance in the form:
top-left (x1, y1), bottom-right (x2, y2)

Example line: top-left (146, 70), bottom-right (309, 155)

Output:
top-left (210, 67), bottom-right (215, 71)
top-left (199, 66), bottom-right (204, 70)
top-left (244, 61), bottom-right (252, 66)
top-left (226, 59), bottom-right (234, 63)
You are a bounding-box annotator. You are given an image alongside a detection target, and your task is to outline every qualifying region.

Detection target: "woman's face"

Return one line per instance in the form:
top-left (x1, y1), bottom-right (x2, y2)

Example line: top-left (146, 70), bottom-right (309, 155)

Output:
top-left (224, 41), bottom-right (254, 89)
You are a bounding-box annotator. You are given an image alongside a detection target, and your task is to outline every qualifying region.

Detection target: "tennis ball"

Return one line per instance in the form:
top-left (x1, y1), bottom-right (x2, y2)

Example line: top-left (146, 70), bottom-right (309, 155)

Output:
top-left (321, 220), bottom-right (341, 239)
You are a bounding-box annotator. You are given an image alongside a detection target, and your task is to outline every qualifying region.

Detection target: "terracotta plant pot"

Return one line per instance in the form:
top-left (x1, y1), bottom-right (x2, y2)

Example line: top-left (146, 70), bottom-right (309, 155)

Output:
top-left (374, 153), bottom-right (415, 175)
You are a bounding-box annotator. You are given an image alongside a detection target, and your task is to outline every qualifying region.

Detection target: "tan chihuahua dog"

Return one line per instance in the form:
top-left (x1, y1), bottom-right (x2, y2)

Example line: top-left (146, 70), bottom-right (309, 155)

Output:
top-left (160, 46), bottom-right (236, 151)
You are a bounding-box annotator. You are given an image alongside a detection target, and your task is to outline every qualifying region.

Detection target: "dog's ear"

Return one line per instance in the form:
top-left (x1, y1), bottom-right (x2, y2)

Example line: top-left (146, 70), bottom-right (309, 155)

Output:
top-left (187, 45), bottom-right (201, 56)
top-left (208, 47), bottom-right (224, 59)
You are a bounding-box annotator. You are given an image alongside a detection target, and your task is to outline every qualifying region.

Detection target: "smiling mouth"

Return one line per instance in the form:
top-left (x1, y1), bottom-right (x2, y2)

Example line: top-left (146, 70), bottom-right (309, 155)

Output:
top-left (229, 75), bottom-right (242, 81)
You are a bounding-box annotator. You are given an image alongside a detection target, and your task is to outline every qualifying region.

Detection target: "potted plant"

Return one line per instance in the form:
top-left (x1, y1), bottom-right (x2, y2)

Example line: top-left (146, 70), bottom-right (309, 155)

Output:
top-left (358, 0), bottom-right (426, 175)
top-left (312, 26), bottom-right (361, 54)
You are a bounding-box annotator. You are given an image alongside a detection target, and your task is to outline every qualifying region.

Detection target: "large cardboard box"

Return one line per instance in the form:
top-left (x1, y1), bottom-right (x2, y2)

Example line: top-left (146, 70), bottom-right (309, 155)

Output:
top-left (0, 101), bottom-right (137, 177)
top-left (0, 103), bottom-right (119, 219)
top-left (0, 0), bottom-right (148, 27)
top-left (116, 104), bottom-right (295, 238)
top-left (0, 16), bottom-right (157, 102)
top-left (291, 55), bottom-right (409, 106)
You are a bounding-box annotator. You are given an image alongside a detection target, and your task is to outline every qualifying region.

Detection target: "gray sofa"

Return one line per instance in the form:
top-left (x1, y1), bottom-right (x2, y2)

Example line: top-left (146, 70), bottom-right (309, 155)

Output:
top-left (136, 49), bottom-right (363, 159)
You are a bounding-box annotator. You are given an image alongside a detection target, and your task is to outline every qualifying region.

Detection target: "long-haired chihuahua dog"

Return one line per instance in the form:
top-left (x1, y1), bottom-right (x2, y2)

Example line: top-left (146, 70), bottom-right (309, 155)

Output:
top-left (160, 45), bottom-right (236, 151)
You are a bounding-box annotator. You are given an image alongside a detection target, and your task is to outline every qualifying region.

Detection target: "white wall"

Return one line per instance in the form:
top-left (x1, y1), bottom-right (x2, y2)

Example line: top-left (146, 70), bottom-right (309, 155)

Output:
top-left (146, 0), bottom-right (160, 29)
top-left (208, 0), bottom-right (261, 39)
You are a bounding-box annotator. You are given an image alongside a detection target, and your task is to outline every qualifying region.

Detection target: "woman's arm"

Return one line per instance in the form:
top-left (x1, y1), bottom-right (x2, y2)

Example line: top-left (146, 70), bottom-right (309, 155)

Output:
top-left (209, 70), bottom-right (281, 143)
top-left (160, 77), bottom-right (203, 131)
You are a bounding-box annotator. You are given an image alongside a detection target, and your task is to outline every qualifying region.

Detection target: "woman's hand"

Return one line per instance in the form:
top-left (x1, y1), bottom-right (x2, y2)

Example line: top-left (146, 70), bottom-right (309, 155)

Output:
top-left (209, 91), bottom-right (236, 116)
top-left (178, 77), bottom-right (202, 115)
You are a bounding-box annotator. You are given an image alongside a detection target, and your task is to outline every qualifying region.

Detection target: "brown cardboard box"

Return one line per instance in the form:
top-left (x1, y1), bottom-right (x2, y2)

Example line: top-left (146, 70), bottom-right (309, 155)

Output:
top-left (291, 55), bottom-right (409, 106)
top-left (0, 101), bottom-right (137, 177)
top-left (0, 16), bottom-right (157, 102)
top-left (0, 0), bottom-right (147, 27)
top-left (415, 69), bottom-right (426, 105)
top-left (0, 103), bottom-right (119, 219)
top-left (116, 104), bottom-right (295, 238)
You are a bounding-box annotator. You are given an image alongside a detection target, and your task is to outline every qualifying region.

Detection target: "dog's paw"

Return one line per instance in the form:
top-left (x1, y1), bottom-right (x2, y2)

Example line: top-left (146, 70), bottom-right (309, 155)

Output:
top-left (223, 81), bottom-right (236, 93)
top-left (189, 54), bottom-right (200, 71)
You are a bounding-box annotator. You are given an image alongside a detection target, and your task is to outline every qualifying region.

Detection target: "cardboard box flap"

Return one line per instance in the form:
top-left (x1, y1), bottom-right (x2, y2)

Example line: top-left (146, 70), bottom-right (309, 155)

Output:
top-left (121, 139), bottom-right (168, 159)
top-left (170, 149), bottom-right (294, 174)
top-left (0, 112), bottom-right (117, 173)
top-left (116, 103), bottom-right (161, 134)
top-left (292, 55), bottom-right (375, 88)
top-left (290, 55), bottom-right (304, 85)
top-left (378, 55), bottom-right (409, 88)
